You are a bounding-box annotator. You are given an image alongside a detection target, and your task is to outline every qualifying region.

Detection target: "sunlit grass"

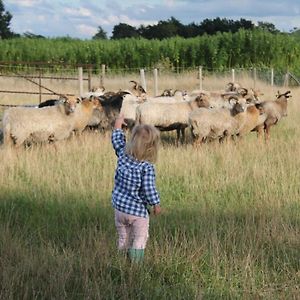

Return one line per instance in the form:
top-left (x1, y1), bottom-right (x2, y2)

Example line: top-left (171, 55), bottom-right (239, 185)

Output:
top-left (0, 78), bottom-right (299, 299)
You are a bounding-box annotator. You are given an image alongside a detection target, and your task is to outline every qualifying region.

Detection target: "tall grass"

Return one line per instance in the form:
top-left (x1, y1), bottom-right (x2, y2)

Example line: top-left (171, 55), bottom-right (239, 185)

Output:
top-left (0, 78), bottom-right (299, 299)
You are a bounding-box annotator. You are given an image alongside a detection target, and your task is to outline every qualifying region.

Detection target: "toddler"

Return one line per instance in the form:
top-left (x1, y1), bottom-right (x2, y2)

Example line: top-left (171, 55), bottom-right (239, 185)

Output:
top-left (111, 114), bottom-right (161, 262)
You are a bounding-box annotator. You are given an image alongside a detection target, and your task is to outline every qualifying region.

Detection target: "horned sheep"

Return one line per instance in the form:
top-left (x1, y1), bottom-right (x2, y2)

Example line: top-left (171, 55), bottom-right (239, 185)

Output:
top-left (253, 91), bottom-right (292, 140)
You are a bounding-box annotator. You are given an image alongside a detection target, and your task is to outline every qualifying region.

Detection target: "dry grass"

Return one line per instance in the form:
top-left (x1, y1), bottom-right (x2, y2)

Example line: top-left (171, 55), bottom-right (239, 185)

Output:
top-left (0, 75), bottom-right (299, 299)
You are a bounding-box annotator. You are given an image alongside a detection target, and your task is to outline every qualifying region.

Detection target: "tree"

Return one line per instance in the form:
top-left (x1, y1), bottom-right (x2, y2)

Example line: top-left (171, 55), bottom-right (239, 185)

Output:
top-left (257, 21), bottom-right (279, 34)
top-left (0, 0), bottom-right (15, 39)
top-left (112, 23), bottom-right (139, 39)
top-left (92, 26), bottom-right (107, 40)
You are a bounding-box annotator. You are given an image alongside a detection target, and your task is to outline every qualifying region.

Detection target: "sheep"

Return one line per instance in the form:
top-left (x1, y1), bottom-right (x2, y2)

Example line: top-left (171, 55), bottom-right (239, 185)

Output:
top-left (252, 91), bottom-right (292, 140)
top-left (87, 91), bottom-right (136, 131)
top-left (159, 89), bottom-right (188, 100)
top-left (188, 99), bottom-right (247, 146)
top-left (233, 103), bottom-right (267, 138)
top-left (130, 80), bottom-right (146, 97)
top-left (136, 96), bottom-right (206, 144)
top-left (3, 95), bottom-right (80, 147)
top-left (82, 86), bottom-right (105, 98)
top-left (3, 96), bottom-right (100, 147)
top-left (73, 96), bottom-right (102, 134)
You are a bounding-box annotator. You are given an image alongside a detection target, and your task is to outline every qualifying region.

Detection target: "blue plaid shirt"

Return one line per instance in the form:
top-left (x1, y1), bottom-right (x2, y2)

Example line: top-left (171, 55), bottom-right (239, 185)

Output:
top-left (111, 129), bottom-right (160, 218)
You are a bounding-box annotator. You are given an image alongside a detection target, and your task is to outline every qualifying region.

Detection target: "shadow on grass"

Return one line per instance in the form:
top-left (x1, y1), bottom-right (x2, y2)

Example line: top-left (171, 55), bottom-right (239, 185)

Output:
top-left (0, 188), bottom-right (299, 299)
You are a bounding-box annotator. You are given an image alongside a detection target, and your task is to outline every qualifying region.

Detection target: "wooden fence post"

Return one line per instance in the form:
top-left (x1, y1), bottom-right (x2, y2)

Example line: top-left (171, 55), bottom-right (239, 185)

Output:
top-left (153, 68), bottom-right (158, 96)
top-left (140, 69), bottom-right (147, 92)
top-left (78, 67), bottom-right (83, 97)
top-left (231, 69), bottom-right (235, 83)
top-left (100, 64), bottom-right (105, 87)
top-left (38, 68), bottom-right (42, 103)
top-left (271, 68), bottom-right (274, 86)
top-left (88, 67), bottom-right (92, 91)
top-left (199, 66), bottom-right (203, 90)
top-left (253, 67), bottom-right (257, 89)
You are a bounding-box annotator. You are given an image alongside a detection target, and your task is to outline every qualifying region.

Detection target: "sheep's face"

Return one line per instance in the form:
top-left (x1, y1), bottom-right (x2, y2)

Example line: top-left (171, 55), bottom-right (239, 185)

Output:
top-left (64, 96), bottom-right (80, 114)
top-left (195, 93), bottom-right (210, 108)
top-left (91, 96), bottom-right (104, 112)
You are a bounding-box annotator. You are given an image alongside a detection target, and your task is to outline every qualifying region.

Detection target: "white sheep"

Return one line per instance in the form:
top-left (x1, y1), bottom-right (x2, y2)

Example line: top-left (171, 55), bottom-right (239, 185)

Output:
top-left (188, 100), bottom-right (247, 146)
top-left (2, 96), bottom-right (99, 147)
top-left (136, 97), bottom-right (205, 144)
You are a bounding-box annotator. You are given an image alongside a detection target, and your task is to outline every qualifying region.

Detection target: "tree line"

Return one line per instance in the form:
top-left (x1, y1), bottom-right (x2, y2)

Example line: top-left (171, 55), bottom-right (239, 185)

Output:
top-left (94, 17), bottom-right (281, 40)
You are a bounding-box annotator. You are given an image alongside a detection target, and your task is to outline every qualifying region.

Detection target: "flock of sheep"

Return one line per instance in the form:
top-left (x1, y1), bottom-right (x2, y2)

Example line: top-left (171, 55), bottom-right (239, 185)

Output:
top-left (1, 80), bottom-right (292, 148)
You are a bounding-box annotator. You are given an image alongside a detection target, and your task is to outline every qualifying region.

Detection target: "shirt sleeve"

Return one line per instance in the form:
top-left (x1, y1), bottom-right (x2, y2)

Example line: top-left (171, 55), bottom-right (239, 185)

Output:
top-left (111, 129), bottom-right (126, 157)
top-left (141, 164), bottom-right (160, 206)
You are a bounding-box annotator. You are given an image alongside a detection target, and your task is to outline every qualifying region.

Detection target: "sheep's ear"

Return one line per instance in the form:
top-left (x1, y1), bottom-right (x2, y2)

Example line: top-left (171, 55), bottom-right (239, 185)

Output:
top-left (228, 97), bottom-right (238, 105)
top-left (255, 103), bottom-right (264, 114)
top-left (276, 90), bottom-right (281, 98)
top-left (76, 97), bottom-right (82, 103)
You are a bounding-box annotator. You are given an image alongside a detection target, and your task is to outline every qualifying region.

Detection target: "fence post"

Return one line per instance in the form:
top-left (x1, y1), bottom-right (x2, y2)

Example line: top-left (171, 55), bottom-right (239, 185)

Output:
top-left (284, 70), bottom-right (289, 87)
top-left (140, 69), bottom-right (147, 92)
top-left (88, 67), bottom-right (92, 91)
top-left (78, 67), bottom-right (83, 97)
top-left (38, 68), bottom-right (42, 103)
top-left (153, 68), bottom-right (158, 96)
top-left (100, 64), bottom-right (105, 87)
top-left (231, 69), bottom-right (235, 82)
top-left (271, 68), bottom-right (274, 86)
top-left (199, 66), bottom-right (203, 90)
top-left (253, 67), bottom-right (257, 89)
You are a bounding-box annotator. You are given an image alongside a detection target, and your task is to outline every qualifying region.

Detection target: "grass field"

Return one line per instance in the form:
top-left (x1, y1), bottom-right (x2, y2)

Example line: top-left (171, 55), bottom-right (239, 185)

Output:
top-left (0, 76), bottom-right (299, 299)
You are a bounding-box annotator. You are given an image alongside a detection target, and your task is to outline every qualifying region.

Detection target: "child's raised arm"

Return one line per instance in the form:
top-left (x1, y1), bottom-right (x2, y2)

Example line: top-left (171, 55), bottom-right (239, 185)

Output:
top-left (112, 114), bottom-right (127, 157)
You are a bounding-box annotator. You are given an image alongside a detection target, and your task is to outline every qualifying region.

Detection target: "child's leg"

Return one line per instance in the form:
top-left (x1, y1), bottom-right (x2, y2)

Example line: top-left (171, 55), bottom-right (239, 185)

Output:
top-left (114, 209), bottom-right (131, 251)
top-left (129, 217), bottom-right (149, 262)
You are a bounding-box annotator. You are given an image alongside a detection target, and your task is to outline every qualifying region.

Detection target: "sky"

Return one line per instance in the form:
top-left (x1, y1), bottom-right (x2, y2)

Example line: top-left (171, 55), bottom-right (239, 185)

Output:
top-left (5, 0), bottom-right (300, 39)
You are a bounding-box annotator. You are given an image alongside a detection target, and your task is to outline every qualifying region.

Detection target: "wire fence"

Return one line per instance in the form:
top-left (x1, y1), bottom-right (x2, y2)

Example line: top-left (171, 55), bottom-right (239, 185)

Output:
top-left (0, 62), bottom-right (299, 107)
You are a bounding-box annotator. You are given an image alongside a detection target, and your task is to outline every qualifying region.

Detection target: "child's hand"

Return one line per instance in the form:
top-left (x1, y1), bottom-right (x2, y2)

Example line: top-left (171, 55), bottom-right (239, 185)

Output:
top-left (153, 204), bottom-right (161, 216)
top-left (114, 114), bottom-right (127, 129)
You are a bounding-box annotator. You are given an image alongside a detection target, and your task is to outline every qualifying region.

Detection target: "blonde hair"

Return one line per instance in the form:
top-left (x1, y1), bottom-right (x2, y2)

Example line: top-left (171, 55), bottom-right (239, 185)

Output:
top-left (126, 125), bottom-right (160, 163)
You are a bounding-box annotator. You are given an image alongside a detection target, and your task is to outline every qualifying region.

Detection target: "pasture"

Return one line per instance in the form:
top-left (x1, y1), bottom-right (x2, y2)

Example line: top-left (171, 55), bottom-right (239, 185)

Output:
top-left (0, 74), bottom-right (299, 299)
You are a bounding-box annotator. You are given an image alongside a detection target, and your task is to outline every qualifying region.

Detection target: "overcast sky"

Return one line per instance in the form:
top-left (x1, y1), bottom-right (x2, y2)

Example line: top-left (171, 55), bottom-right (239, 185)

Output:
top-left (5, 0), bottom-right (300, 39)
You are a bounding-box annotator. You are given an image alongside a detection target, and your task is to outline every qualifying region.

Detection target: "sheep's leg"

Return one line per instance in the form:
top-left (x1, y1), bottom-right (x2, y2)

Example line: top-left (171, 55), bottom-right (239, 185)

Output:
top-left (180, 128), bottom-right (185, 144)
top-left (265, 126), bottom-right (271, 142)
top-left (255, 125), bottom-right (264, 140)
top-left (176, 128), bottom-right (180, 146)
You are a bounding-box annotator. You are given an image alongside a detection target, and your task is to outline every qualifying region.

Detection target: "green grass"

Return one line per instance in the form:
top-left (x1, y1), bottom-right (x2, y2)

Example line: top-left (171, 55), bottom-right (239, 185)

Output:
top-left (0, 86), bottom-right (299, 299)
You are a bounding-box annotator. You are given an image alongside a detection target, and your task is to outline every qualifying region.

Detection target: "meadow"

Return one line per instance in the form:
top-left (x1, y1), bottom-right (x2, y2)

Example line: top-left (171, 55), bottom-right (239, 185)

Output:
top-left (0, 75), bottom-right (299, 299)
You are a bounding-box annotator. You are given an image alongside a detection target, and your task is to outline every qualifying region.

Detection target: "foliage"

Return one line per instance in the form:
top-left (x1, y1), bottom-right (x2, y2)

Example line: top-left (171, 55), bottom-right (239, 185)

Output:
top-left (0, 0), bottom-right (16, 39)
top-left (0, 30), bottom-right (300, 76)
top-left (111, 17), bottom-right (256, 39)
top-left (112, 23), bottom-right (139, 39)
top-left (92, 26), bottom-right (107, 40)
